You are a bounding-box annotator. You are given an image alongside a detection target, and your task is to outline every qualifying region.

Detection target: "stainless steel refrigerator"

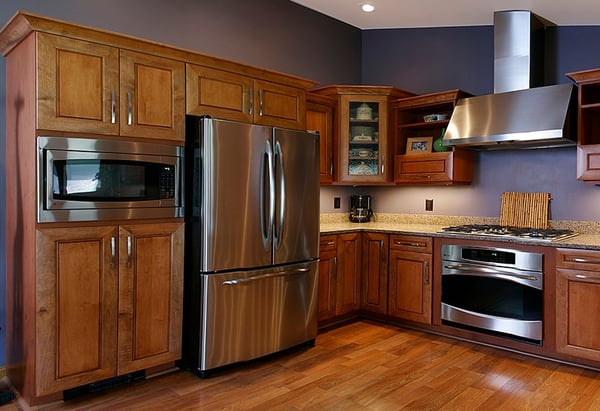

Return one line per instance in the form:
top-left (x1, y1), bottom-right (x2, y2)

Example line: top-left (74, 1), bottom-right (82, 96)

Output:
top-left (181, 117), bottom-right (320, 376)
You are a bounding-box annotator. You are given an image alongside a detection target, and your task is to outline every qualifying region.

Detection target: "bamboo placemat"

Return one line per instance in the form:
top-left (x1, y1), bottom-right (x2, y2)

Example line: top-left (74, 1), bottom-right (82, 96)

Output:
top-left (499, 192), bottom-right (550, 229)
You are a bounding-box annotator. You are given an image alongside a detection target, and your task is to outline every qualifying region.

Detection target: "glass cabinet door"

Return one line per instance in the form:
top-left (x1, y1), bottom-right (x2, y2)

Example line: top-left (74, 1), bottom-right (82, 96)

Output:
top-left (348, 101), bottom-right (380, 176)
top-left (340, 94), bottom-right (389, 183)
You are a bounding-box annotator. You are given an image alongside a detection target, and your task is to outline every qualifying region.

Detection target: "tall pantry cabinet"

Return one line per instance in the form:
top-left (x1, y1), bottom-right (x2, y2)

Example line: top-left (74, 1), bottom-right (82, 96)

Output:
top-left (1, 13), bottom-right (185, 404)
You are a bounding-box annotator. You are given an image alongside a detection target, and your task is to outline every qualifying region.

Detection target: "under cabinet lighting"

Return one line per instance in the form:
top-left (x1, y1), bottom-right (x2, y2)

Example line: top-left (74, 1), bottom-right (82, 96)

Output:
top-left (361, 3), bottom-right (375, 12)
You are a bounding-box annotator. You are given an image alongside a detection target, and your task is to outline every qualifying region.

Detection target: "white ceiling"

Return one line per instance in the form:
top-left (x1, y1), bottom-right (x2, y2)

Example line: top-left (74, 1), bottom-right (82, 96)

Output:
top-left (291, 0), bottom-right (600, 29)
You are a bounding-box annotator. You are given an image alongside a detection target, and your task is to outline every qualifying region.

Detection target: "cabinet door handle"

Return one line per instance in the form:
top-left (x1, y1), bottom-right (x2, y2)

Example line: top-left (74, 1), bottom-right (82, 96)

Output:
top-left (248, 87), bottom-right (254, 116)
top-left (127, 91), bottom-right (133, 126)
top-left (111, 90), bottom-right (116, 124)
top-left (333, 256), bottom-right (338, 279)
top-left (258, 89), bottom-right (264, 116)
top-left (423, 261), bottom-right (429, 285)
top-left (381, 155), bottom-right (385, 175)
top-left (126, 236), bottom-right (132, 267)
top-left (110, 236), bottom-right (117, 268)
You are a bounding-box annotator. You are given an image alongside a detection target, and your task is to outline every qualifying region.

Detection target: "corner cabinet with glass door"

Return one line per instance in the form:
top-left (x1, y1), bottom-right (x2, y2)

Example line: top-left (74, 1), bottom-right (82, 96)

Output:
top-left (311, 85), bottom-right (414, 184)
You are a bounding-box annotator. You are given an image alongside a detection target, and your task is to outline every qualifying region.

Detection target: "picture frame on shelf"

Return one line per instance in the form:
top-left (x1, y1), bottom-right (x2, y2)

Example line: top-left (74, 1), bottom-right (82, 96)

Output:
top-left (406, 137), bottom-right (433, 154)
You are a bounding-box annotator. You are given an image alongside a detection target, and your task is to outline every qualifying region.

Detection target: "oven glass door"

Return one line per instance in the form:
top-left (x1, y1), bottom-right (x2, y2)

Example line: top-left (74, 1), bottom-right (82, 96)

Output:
top-left (442, 274), bottom-right (542, 321)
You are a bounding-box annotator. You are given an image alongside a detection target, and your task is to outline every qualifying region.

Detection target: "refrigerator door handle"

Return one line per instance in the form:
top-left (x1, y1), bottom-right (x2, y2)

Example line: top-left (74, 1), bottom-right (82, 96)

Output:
top-left (274, 140), bottom-right (285, 250)
top-left (222, 268), bottom-right (310, 285)
top-left (260, 140), bottom-right (275, 250)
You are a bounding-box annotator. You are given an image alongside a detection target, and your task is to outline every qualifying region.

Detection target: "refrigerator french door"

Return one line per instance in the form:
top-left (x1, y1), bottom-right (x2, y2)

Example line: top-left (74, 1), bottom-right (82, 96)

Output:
top-left (182, 117), bottom-right (320, 376)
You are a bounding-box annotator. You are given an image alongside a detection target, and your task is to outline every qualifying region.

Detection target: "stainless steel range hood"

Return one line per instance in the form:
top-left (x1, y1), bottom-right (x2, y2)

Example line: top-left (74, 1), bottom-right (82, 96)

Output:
top-left (444, 10), bottom-right (576, 150)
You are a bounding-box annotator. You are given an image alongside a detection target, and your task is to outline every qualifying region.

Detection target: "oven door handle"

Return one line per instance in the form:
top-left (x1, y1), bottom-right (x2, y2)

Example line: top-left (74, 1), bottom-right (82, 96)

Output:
top-left (443, 264), bottom-right (542, 289)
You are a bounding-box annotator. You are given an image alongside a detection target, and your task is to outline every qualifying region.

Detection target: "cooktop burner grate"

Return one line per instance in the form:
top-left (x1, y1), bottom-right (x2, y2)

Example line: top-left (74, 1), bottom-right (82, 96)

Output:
top-left (440, 224), bottom-right (577, 242)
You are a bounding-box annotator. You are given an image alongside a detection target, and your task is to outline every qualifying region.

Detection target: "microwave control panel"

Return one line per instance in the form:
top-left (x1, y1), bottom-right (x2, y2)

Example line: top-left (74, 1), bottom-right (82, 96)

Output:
top-left (159, 165), bottom-right (176, 199)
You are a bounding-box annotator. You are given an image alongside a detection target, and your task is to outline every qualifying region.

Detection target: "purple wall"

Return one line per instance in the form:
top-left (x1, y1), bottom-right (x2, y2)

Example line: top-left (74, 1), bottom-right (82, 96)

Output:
top-left (318, 25), bottom-right (600, 222)
top-left (0, 0), bottom-right (360, 368)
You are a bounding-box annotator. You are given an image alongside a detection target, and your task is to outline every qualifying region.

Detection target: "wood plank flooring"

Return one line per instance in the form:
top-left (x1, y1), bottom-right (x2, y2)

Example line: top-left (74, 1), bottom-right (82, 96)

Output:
top-left (3, 320), bottom-right (600, 410)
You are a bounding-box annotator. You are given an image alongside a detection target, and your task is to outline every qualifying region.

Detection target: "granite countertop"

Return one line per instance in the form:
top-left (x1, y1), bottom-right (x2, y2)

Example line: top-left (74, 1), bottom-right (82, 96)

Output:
top-left (320, 213), bottom-right (600, 250)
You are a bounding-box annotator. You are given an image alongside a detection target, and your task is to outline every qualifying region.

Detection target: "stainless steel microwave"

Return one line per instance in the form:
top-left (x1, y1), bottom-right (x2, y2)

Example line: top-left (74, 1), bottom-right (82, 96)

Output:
top-left (37, 136), bottom-right (183, 222)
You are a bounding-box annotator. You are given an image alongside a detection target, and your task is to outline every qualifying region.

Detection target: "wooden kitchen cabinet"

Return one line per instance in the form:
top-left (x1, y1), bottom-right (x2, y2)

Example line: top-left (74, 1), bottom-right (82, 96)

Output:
top-left (37, 33), bottom-right (185, 141)
top-left (318, 235), bottom-right (338, 322)
top-left (311, 85), bottom-right (414, 184)
top-left (388, 235), bottom-right (433, 323)
top-left (307, 92), bottom-right (335, 184)
top-left (566, 69), bottom-right (600, 182)
top-left (186, 64), bottom-right (310, 130)
top-left (318, 233), bottom-right (362, 325)
top-left (392, 89), bottom-right (473, 185)
top-left (336, 232), bottom-right (362, 316)
top-left (35, 222), bottom-right (184, 396)
top-left (361, 232), bottom-right (389, 314)
top-left (555, 248), bottom-right (600, 362)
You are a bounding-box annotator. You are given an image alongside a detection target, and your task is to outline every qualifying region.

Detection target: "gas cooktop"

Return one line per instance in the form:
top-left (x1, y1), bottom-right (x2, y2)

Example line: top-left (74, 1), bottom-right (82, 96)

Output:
top-left (440, 224), bottom-right (578, 242)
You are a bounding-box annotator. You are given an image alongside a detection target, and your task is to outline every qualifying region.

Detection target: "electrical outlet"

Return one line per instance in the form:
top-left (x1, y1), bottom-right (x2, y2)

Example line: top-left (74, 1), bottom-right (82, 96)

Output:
top-left (334, 197), bottom-right (341, 209)
top-left (425, 199), bottom-right (434, 211)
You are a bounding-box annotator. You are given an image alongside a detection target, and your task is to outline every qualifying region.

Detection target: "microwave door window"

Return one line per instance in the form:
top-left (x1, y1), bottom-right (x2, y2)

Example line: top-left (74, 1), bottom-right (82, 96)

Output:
top-left (52, 159), bottom-right (159, 202)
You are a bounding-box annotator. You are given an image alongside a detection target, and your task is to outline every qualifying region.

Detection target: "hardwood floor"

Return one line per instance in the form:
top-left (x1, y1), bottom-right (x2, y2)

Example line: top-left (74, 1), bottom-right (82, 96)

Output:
top-left (3, 320), bottom-right (600, 410)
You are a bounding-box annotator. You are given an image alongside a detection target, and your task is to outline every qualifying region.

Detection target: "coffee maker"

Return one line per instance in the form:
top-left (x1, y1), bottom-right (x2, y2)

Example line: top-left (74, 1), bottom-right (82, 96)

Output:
top-left (349, 195), bottom-right (373, 223)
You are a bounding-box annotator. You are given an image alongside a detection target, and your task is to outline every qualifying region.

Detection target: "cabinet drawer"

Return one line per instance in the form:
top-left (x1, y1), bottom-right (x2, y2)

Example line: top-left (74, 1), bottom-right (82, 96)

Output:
top-left (394, 153), bottom-right (452, 183)
top-left (389, 235), bottom-right (432, 253)
top-left (556, 248), bottom-right (600, 271)
top-left (576, 145), bottom-right (600, 181)
top-left (319, 235), bottom-right (338, 252)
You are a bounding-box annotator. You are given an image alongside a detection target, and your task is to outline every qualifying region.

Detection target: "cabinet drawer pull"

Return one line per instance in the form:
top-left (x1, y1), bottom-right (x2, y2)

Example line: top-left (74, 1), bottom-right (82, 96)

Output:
top-left (394, 240), bottom-right (424, 247)
top-left (320, 241), bottom-right (336, 247)
top-left (572, 257), bottom-right (600, 264)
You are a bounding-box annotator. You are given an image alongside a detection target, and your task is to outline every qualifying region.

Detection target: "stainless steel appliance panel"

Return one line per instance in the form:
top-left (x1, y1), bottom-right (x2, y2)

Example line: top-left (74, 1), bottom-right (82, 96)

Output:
top-left (198, 261), bottom-right (318, 372)
top-left (37, 136), bottom-right (183, 222)
top-left (272, 128), bottom-right (319, 265)
top-left (197, 119), bottom-right (273, 272)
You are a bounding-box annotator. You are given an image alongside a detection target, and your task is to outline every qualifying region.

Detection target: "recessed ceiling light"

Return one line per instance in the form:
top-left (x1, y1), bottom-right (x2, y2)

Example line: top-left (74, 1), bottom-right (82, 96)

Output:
top-left (361, 3), bottom-right (375, 13)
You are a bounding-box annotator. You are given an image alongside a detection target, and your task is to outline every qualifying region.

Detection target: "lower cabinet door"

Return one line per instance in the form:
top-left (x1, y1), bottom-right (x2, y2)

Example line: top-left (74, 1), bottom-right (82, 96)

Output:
top-left (335, 232), bottom-right (362, 316)
top-left (556, 268), bottom-right (600, 361)
top-left (361, 232), bottom-right (388, 314)
top-left (36, 226), bottom-right (119, 395)
top-left (388, 249), bottom-right (432, 324)
top-left (117, 222), bottom-right (184, 374)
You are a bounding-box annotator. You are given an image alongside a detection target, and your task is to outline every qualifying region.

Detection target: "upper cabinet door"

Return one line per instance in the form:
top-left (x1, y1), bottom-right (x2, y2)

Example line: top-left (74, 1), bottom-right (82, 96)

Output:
top-left (120, 50), bottom-right (185, 142)
top-left (37, 33), bottom-right (120, 135)
top-left (253, 79), bottom-right (305, 130)
top-left (186, 64), bottom-right (254, 123)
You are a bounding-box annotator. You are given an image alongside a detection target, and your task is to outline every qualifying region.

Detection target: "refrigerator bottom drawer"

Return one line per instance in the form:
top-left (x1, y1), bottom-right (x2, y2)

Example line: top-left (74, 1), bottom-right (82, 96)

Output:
top-left (198, 261), bottom-right (318, 373)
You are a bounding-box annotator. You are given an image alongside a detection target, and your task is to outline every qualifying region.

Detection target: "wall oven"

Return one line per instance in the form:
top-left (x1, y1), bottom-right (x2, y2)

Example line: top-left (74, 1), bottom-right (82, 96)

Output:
top-left (441, 244), bottom-right (543, 345)
top-left (37, 136), bottom-right (183, 222)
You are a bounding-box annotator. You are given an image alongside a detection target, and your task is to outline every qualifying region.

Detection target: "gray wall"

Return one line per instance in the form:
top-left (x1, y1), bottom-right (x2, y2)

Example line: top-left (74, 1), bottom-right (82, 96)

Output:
top-left (0, 0), bottom-right (360, 367)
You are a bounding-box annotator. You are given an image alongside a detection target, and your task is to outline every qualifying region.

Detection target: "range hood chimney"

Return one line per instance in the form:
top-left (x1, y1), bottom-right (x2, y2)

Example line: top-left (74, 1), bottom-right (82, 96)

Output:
top-left (444, 10), bottom-right (576, 150)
